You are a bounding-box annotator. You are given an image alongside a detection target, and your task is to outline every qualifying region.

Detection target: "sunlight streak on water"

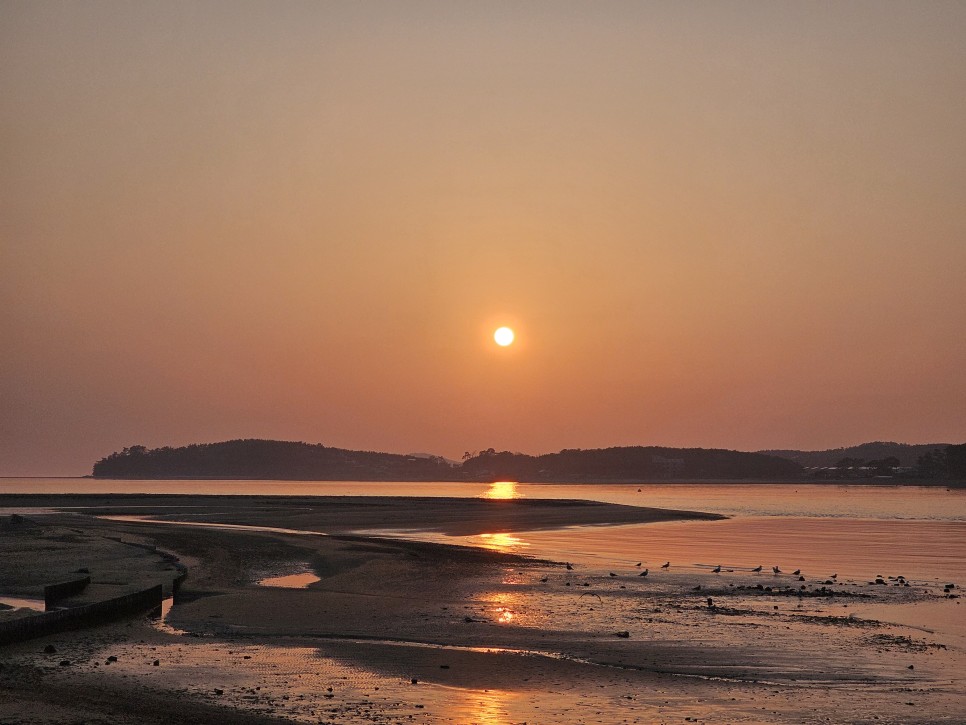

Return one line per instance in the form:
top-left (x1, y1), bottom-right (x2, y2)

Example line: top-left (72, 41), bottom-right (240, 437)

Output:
top-left (475, 532), bottom-right (530, 553)
top-left (480, 481), bottom-right (522, 500)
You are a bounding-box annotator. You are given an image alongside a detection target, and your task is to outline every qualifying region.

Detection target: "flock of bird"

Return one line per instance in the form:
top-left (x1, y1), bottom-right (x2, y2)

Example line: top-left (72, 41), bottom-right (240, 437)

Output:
top-left (562, 560), bottom-right (843, 581)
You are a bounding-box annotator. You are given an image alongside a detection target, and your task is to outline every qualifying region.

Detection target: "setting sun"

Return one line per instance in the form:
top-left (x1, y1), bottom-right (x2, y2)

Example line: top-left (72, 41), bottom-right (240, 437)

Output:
top-left (494, 327), bottom-right (515, 347)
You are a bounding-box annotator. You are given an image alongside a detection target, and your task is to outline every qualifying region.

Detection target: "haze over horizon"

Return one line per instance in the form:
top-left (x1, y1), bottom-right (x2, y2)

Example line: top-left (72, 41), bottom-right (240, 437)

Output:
top-left (3, 2), bottom-right (965, 476)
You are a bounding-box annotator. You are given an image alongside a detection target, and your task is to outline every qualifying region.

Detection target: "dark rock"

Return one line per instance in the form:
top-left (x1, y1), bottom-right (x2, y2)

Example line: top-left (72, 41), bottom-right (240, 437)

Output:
top-left (153, 660), bottom-right (160, 666)
top-left (59, 660), bottom-right (71, 667)
top-left (615, 631), bottom-right (630, 638)
top-left (410, 678), bottom-right (418, 684)
top-left (43, 644), bottom-right (57, 654)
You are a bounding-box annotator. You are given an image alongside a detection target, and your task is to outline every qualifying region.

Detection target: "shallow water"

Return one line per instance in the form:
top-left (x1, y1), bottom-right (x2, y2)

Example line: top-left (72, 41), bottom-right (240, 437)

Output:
top-left (3, 478), bottom-right (964, 520)
top-left (366, 516), bottom-right (966, 585)
top-left (0, 595), bottom-right (45, 612)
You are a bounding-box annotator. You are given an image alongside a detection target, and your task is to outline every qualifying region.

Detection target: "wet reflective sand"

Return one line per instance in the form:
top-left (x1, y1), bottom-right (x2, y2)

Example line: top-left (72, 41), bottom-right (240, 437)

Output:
top-left (1, 491), bottom-right (963, 723)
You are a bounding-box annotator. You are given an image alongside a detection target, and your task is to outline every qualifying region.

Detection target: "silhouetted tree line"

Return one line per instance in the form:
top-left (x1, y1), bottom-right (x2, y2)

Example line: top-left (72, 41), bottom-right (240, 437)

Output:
top-left (92, 440), bottom-right (453, 480)
top-left (807, 443), bottom-right (966, 481)
top-left (760, 441), bottom-right (952, 468)
top-left (92, 440), bottom-right (965, 482)
top-left (458, 446), bottom-right (802, 481)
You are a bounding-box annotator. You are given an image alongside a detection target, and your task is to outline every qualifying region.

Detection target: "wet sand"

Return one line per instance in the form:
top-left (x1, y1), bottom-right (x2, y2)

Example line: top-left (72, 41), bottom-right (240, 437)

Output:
top-left (1, 495), bottom-right (963, 723)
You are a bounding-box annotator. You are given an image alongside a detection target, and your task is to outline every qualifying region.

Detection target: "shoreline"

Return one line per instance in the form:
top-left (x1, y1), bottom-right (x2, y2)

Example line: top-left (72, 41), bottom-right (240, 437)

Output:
top-left (1, 496), bottom-right (963, 723)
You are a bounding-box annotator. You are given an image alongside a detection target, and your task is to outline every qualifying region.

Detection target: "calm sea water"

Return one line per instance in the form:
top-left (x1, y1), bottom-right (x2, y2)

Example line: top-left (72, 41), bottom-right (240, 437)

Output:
top-left (3, 478), bottom-right (964, 583)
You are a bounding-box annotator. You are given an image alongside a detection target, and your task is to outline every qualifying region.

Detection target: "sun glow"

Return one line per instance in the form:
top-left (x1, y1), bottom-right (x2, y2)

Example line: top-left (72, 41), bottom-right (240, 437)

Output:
top-left (493, 327), bottom-right (515, 346)
top-left (481, 481), bottom-right (520, 500)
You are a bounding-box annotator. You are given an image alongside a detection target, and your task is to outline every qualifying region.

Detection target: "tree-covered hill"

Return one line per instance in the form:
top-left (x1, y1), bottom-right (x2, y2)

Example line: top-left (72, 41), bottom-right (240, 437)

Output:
top-left (92, 440), bottom-right (453, 480)
top-left (458, 446), bottom-right (802, 481)
top-left (93, 440), bottom-right (803, 481)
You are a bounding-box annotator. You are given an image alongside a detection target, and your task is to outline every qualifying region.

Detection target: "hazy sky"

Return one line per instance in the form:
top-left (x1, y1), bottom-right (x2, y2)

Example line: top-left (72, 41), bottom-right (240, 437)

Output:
top-left (3, 1), bottom-right (965, 475)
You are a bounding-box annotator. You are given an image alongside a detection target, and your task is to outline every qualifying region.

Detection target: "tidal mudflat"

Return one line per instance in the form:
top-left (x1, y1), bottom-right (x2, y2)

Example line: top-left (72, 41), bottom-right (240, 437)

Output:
top-left (1, 494), bottom-right (963, 723)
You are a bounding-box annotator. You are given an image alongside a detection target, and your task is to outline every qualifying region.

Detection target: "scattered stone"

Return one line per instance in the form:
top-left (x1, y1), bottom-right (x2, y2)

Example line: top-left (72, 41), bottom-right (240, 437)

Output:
top-left (410, 678), bottom-right (418, 684)
top-left (214, 688), bottom-right (224, 696)
top-left (59, 660), bottom-right (71, 667)
top-left (615, 631), bottom-right (630, 638)
top-left (43, 644), bottom-right (57, 654)
top-left (106, 655), bottom-right (118, 663)
top-left (153, 660), bottom-right (160, 666)
top-left (439, 664), bottom-right (450, 669)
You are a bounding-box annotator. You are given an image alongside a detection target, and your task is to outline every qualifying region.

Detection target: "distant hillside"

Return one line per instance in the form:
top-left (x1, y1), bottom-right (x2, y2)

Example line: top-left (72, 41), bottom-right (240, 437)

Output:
top-left (459, 446), bottom-right (802, 482)
top-left (759, 442), bottom-right (952, 468)
top-left (92, 440), bottom-right (454, 480)
top-left (93, 440), bottom-right (803, 481)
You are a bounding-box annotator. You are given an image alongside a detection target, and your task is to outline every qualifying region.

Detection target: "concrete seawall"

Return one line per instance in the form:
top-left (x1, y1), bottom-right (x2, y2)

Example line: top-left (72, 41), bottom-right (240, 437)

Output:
top-left (0, 584), bottom-right (163, 646)
top-left (43, 576), bottom-right (91, 608)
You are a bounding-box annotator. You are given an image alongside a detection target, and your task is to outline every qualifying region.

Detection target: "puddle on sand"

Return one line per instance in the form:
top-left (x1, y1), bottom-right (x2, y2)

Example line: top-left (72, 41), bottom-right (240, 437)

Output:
top-left (0, 596), bottom-right (46, 612)
top-left (258, 572), bottom-right (321, 589)
top-left (149, 597), bottom-right (193, 636)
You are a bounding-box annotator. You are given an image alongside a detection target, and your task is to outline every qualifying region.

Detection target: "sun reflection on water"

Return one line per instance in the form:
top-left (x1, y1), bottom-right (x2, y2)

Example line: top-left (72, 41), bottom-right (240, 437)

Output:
top-left (480, 591), bottom-right (522, 626)
top-left (475, 532), bottom-right (529, 553)
top-left (481, 481), bottom-right (520, 499)
top-left (471, 688), bottom-right (513, 724)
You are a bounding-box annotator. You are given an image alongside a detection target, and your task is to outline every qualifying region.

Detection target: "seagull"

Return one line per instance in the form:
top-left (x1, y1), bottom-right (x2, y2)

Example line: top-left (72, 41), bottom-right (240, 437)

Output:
top-left (566, 562), bottom-right (574, 570)
top-left (635, 562), bottom-right (642, 567)
top-left (639, 568), bottom-right (649, 577)
top-left (752, 565), bottom-right (763, 573)
top-left (707, 597), bottom-right (715, 608)
top-left (579, 592), bottom-right (603, 604)
top-left (661, 562), bottom-right (670, 569)
top-left (712, 565), bottom-right (721, 573)
top-left (540, 577), bottom-right (548, 583)
top-left (609, 572), bottom-right (618, 577)
top-left (830, 573), bottom-right (838, 580)
top-left (772, 566), bottom-right (781, 574)
top-left (792, 569), bottom-right (801, 576)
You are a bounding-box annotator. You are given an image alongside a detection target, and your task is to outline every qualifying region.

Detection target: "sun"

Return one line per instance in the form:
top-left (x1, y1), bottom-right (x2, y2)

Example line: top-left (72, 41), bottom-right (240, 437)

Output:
top-left (494, 326), bottom-right (515, 347)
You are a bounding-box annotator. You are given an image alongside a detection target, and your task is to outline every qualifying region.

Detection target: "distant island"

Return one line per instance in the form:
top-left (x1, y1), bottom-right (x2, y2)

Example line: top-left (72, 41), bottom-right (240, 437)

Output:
top-left (91, 439), bottom-right (965, 483)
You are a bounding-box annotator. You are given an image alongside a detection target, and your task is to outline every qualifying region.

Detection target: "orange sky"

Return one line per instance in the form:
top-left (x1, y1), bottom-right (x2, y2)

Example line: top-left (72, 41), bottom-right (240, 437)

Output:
top-left (2, 2), bottom-right (965, 475)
